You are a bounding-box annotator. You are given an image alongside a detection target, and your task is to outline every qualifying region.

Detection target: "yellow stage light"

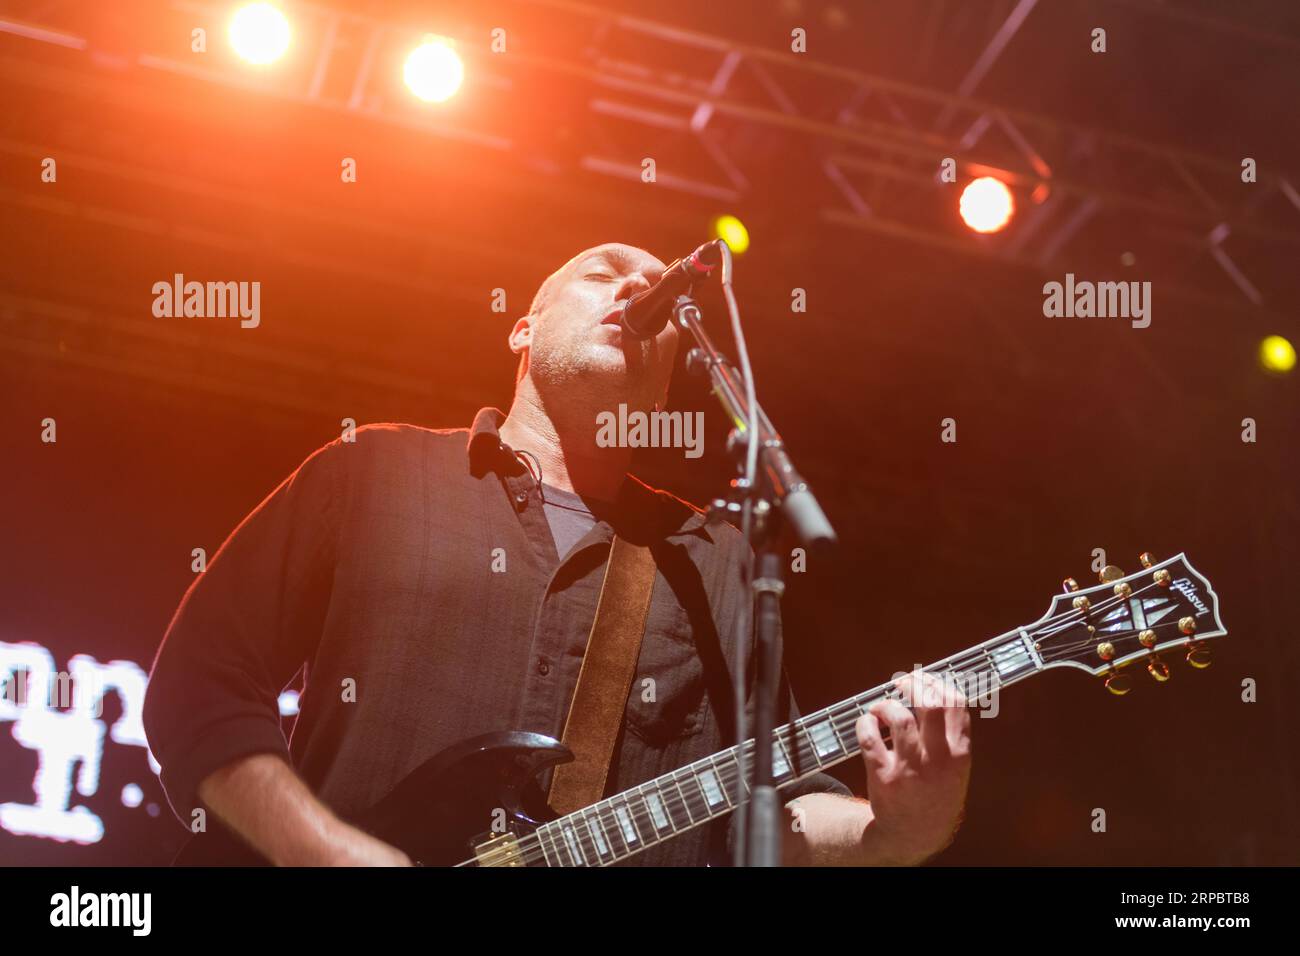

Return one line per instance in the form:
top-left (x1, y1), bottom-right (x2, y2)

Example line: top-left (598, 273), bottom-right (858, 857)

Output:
top-left (712, 214), bottom-right (749, 254)
top-left (1260, 334), bottom-right (1296, 374)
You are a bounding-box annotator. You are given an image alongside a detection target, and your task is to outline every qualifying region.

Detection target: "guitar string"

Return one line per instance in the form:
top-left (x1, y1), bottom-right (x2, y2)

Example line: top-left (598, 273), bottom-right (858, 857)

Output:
top-left (474, 583), bottom-right (1193, 867)
top-left (489, 614), bottom-right (1191, 868)
top-left (470, 576), bottom-right (1197, 866)
top-left (483, 628), bottom-right (1190, 868)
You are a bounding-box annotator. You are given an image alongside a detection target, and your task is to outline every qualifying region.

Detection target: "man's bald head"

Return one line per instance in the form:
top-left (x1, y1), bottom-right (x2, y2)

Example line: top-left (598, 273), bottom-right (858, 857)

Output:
top-left (507, 243), bottom-right (677, 413)
top-left (527, 243), bottom-right (653, 317)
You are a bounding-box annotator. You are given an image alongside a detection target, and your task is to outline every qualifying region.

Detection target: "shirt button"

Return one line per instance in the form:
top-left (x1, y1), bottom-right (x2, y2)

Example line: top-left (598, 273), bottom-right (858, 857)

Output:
top-left (536, 659), bottom-right (550, 676)
top-left (514, 491), bottom-right (528, 509)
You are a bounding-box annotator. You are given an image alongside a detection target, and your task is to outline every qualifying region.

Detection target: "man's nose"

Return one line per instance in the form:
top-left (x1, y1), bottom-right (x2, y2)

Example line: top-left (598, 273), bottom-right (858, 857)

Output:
top-left (615, 273), bottom-right (653, 301)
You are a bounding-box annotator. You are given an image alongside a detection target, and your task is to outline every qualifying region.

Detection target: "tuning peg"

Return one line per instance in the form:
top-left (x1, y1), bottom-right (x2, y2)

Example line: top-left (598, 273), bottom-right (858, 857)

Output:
top-left (1099, 565), bottom-right (1124, 583)
top-left (1062, 577), bottom-right (1080, 593)
top-left (1138, 629), bottom-right (1157, 649)
top-left (1179, 616), bottom-right (1197, 636)
top-left (1104, 672), bottom-right (1132, 696)
top-left (1139, 552), bottom-right (1155, 569)
top-left (1153, 568), bottom-right (1172, 587)
top-left (1186, 642), bottom-right (1212, 669)
top-left (1146, 656), bottom-right (1171, 682)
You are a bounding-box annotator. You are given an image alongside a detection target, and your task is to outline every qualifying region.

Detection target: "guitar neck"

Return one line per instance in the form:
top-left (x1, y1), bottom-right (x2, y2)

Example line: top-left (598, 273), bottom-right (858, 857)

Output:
top-left (523, 624), bottom-right (1042, 867)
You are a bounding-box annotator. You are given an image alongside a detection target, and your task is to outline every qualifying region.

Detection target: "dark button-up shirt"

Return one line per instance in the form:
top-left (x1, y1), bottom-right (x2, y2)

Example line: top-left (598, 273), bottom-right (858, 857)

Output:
top-left (144, 407), bottom-right (848, 866)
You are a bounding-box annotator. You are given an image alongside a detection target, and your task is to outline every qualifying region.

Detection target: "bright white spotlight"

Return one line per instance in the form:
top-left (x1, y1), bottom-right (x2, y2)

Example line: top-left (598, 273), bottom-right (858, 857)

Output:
top-left (404, 36), bottom-right (464, 103)
top-left (959, 176), bottom-right (1015, 234)
top-left (229, 3), bottom-right (291, 65)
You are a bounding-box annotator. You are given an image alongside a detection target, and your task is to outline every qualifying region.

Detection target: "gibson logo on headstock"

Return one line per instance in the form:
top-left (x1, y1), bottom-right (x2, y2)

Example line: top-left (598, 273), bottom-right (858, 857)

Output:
top-left (1171, 578), bottom-right (1209, 615)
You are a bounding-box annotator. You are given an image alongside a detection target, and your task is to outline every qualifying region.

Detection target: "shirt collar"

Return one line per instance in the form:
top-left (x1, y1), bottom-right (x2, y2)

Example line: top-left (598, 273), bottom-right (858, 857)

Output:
top-left (467, 405), bottom-right (512, 466)
top-left (466, 406), bottom-right (709, 538)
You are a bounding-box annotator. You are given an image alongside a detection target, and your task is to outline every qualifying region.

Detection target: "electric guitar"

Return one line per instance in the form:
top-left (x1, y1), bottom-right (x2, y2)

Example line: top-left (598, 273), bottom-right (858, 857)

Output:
top-left (173, 551), bottom-right (1226, 866)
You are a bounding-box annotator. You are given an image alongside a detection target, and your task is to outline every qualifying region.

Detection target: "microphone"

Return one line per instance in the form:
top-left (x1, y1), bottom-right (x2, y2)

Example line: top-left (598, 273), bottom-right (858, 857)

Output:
top-left (618, 240), bottom-right (724, 340)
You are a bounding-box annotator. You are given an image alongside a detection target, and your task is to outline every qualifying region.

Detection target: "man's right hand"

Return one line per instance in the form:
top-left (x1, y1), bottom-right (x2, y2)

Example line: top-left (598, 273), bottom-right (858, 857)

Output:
top-left (197, 753), bottom-right (412, 867)
top-left (317, 822), bottom-right (413, 867)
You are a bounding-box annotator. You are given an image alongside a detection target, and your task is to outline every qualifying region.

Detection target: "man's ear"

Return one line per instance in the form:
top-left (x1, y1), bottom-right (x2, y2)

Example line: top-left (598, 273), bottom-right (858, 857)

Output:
top-left (507, 315), bottom-right (533, 355)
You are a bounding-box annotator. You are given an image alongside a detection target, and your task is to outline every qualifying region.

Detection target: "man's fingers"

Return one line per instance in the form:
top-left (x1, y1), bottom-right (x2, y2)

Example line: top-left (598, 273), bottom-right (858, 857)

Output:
top-left (916, 674), bottom-right (955, 760)
top-left (925, 673), bottom-right (974, 759)
top-left (945, 686), bottom-right (973, 758)
top-left (867, 697), bottom-right (921, 767)
top-left (855, 713), bottom-right (891, 778)
top-left (898, 671), bottom-right (972, 762)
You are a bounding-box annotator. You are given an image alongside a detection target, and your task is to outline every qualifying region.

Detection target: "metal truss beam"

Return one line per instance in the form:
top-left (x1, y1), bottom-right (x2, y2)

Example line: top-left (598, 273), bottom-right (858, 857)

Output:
top-left (2, 0), bottom-right (1297, 321)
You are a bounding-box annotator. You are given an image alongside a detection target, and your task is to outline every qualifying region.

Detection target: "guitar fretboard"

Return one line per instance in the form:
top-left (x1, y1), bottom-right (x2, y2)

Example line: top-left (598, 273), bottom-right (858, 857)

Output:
top-left (512, 626), bottom-right (1043, 867)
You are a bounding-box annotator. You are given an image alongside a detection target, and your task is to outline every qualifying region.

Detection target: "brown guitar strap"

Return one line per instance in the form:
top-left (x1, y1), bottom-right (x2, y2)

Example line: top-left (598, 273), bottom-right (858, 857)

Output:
top-left (547, 535), bottom-right (658, 816)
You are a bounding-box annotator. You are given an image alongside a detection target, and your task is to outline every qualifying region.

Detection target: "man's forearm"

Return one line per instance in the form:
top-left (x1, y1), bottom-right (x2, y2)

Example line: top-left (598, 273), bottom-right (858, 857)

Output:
top-left (782, 793), bottom-right (933, 866)
top-left (197, 753), bottom-right (399, 866)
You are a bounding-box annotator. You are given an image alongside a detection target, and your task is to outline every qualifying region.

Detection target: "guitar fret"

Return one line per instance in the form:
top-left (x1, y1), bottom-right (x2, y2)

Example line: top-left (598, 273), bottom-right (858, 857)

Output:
top-left (547, 822), bottom-right (575, 866)
top-left (829, 709), bottom-right (851, 751)
top-left (722, 750), bottom-right (750, 799)
top-left (705, 755), bottom-right (733, 807)
top-left (568, 815), bottom-right (596, 865)
top-left (548, 822), bottom-right (571, 867)
top-left (806, 713), bottom-right (842, 760)
top-left (612, 798), bottom-right (643, 848)
top-left (627, 793), bottom-right (659, 848)
top-left (988, 638), bottom-right (1035, 682)
top-left (772, 734), bottom-right (793, 780)
top-left (941, 663), bottom-right (969, 703)
top-left (580, 818), bottom-right (603, 863)
top-left (793, 720), bottom-right (825, 770)
top-left (641, 784), bottom-right (675, 834)
top-left (826, 704), bottom-right (858, 753)
top-left (536, 824), bottom-right (559, 867)
top-left (675, 769), bottom-right (711, 820)
top-left (696, 763), bottom-right (727, 810)
top-left (506, 612), bottom-right (1132, 868)
top-left (583, 809), bottom-right (611, 861)
top-left (595, 802), bottom-right (628, 858)
top-left (560, 819), bottom-right (588, 866)
top-left (668, 773), bottom-right (698, 826)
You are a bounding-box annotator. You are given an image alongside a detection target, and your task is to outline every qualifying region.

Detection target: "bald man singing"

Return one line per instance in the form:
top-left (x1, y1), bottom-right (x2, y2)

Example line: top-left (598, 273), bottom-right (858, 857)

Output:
top-left (143, 242), bottom-right (971, 866)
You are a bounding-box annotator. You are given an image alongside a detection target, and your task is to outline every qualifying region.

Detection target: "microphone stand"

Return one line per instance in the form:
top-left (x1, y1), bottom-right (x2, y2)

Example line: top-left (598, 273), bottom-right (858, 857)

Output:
top-left (672, 293), bottom-right (837, 867)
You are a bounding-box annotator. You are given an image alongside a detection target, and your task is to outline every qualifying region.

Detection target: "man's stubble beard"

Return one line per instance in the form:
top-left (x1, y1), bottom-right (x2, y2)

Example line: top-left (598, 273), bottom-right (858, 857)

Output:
top-left (530, 325), bottom-right (657, 412)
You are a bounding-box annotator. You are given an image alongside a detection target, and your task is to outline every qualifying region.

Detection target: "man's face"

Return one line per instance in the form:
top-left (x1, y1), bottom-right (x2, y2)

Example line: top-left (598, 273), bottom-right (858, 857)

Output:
top-left (514, 243), bottom-right (677, 406)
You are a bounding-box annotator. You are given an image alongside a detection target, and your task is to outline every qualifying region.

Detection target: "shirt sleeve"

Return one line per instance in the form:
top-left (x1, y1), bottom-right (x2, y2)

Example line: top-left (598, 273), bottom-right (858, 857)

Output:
top-left (142, 437), bottom-right (346, 826)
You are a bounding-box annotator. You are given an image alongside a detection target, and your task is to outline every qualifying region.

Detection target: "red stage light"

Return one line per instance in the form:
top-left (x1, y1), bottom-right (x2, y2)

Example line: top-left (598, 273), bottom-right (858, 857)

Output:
top-left (959, 177), bottom-right (1015, 234)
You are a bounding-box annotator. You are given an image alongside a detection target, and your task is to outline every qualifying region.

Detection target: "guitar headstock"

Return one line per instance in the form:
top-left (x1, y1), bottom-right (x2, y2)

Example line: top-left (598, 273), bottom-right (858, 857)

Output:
top-left (1028, 553), bottom-right (1226, 694)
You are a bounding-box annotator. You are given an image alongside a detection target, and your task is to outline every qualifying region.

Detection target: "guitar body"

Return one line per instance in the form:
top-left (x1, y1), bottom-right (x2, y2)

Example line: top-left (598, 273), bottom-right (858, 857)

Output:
top-left (171, 732), bottom-right (572, 866)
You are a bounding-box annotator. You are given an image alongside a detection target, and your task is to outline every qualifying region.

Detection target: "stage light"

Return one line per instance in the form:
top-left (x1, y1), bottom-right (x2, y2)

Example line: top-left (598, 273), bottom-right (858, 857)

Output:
top-left (229, 3), bottom-right (291, 65)
top-left (404, 36), bottom-right (464, 103)
top-left (712, 214), bottom-right (749, 254)
top-left (1259, 334), bottom-right (1295, 374)
top-left (959, 176), bottom-right (1015, 234)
